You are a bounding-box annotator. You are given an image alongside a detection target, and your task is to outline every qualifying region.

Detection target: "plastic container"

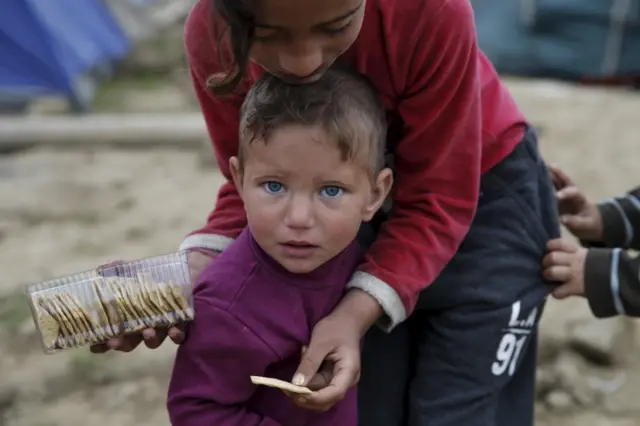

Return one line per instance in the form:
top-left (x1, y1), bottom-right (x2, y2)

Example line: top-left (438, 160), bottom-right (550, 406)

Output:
top-left (25, 251), bottom-right (193, 354)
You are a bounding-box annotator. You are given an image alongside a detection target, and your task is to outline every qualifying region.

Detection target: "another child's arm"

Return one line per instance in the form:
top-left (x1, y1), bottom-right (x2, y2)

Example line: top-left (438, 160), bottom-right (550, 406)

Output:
top-left (167, 294), bottom-right (283, 426)
top-left (594, 186), bottom-right (640, 250)
top-left (543, 238), bottom-right (640, 317)
top-left (549, 165), bottom-right (640, 249)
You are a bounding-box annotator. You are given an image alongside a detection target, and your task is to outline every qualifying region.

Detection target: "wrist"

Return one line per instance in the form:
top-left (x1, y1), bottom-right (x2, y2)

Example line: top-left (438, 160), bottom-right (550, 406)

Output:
top-left (597, 202), bottom-right (628, 247)
top-left (188, 247), bottom-right (220, 258)
top-left (593, 207), bottom-right (604, 241)
top-left (333, 288), bottom-right (383, 337)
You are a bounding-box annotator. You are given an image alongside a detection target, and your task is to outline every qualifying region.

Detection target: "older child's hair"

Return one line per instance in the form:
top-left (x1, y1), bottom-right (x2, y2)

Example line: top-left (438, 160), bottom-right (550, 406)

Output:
top-left (208, 0), bottom-right (253, 95)
top-left (238, 67), bottom-right (387, 175)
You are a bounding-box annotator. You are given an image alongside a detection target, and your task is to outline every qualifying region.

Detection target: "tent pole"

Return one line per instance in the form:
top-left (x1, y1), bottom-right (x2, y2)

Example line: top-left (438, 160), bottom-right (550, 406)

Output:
top-left (0, 114), bottom-right (208, 149)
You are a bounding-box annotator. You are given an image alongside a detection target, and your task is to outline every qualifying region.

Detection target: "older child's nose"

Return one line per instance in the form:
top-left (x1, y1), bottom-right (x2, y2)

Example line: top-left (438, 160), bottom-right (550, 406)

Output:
top-left (278, 47), bottom-right (323, 79)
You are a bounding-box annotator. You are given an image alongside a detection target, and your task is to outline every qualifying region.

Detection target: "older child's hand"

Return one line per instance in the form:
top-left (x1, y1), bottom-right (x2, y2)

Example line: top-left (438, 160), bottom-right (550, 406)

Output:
top-left (547, 165), bottom-right (603, 242)
top-left (542, 238), bottom-right (587, 299)
top-left (287, 289), bottom-right (380, 411)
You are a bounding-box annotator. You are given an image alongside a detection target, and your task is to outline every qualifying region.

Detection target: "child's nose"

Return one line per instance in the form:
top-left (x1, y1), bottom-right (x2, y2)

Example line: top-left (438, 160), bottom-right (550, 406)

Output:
top-left (284, 198), bottom-right (314, 229)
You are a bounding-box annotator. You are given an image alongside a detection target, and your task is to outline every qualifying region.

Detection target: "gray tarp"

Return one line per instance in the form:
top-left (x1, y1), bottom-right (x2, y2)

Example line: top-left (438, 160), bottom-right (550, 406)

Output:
top-left (474, 0), bottom-right (640, 81)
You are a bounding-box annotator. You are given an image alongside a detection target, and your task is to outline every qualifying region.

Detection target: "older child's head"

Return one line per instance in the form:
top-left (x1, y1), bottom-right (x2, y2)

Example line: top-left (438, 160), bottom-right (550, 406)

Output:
top-left (229, 67), bottom-right (393, 273)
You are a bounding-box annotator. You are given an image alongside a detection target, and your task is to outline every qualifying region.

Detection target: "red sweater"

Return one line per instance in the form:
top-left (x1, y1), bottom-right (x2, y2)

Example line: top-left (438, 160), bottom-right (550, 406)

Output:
top-left (182, 0), bottom-right (528, 329)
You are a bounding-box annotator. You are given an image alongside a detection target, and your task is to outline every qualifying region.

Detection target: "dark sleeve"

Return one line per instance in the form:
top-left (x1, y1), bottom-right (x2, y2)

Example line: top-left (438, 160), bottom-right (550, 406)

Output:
top-left (167, 294), bottom-right (283, 426)
top-left (584, 248), bottom-right (640, 318)
top-left (594, 186), bottom-right (640, 250)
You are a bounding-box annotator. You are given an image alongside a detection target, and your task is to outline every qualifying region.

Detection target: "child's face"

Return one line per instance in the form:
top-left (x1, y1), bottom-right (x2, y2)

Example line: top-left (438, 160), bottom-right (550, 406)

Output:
top-left (230, 124), bottom-right (391, 274)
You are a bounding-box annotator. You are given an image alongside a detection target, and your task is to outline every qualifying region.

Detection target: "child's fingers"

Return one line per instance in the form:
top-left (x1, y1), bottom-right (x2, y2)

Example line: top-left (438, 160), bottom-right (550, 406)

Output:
top-left (542, 250), bottom-right (574, 269)
top-left (548, 165), bottom-right (573, 189)
top-left (556, 186), bottom-right (584, 201)
top-left (552, 284), bottom-right (574, 300)
top-left (560, 215), bottom-right (593, 231)
top-left (546, 238), bottom-right (578, 253)
top-left (543, 265), bottom-right (571, 282)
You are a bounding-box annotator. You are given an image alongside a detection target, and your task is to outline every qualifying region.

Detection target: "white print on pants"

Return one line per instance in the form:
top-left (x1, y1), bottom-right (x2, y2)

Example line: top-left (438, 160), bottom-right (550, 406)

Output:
top-left (491, 301), bottom-right (538, 377)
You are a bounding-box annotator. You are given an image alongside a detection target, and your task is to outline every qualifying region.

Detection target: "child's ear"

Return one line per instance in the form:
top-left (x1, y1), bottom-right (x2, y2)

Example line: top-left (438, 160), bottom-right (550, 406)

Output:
top-left (362, 168), bottom-right (393, 221)
top-left (229, 156), bottom-right (244, 199)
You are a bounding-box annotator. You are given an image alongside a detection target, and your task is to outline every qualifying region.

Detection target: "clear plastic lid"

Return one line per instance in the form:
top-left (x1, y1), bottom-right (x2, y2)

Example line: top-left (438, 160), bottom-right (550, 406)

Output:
top-left (25, 251), bottom-right (193, 354)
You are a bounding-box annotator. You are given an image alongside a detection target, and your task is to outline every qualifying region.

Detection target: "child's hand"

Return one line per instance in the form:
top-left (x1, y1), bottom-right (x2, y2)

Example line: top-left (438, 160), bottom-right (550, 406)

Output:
top-left (542, 238), bottom-right (588, 299)
top-left (548, 164), bottom-right (573, 192)
top-left (547, 165), bottom-right (603, 242)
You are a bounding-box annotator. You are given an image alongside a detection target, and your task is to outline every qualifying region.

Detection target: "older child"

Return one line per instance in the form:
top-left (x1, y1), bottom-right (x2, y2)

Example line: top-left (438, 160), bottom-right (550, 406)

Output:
top-left (166, 68), bottom-right (392, 425)
top-left (544, 166), bottom-right (640, 317)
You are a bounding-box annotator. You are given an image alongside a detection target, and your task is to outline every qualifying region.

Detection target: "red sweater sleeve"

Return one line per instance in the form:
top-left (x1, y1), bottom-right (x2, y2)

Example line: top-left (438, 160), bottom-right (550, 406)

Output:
top-left (180, 4), bottom-right (248, 252)
top-left (348, 0), bottom-right (482, 328)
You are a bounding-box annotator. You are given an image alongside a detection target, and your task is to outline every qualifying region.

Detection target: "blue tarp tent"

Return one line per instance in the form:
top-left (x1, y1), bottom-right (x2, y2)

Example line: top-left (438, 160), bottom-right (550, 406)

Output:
top-left (0, 0), bottom-right (131, 109)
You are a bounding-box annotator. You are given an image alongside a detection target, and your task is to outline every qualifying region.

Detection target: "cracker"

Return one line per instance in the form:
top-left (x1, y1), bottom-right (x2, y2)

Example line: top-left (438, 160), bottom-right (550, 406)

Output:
top-left (168, 282), bottom-right (194, 321)
top-left (88, 279), bottom-right (113, 338)
top-left (39, 296), bottom-right (72, 348)
top-left (113, 279), bottom-right (144, 327)
top-left (147, 281), bottom-right (176, 322)
top-left (123, 278), bottom-right (157, 327)
top-left (63, 292), bottom-right (102, 343)
top-left (151, 286), bottom-right (177, 323)
top-left (139, 274), bottom-right (171, 326)
top-left (121, 280), bottom-right (149, 331)
top-left (35, 302), bottom-right (61, 351)
top-left (71, 290), bottom-right (105, 342)
top-left (103, 279), bottom-right (131, 334)
top-left (32, 268), bottom-right (196, 352)
top-left (38, 298), bottom-right (67, 349)
top-left (63, 294), bottom-right (90, 346)
top-left (52, 294), bottom-right (86, 347)
top-left (93, 278), bottom-right (121, 336)
top-left (157, 282), bottom-right (186, 321)
top-left (249, 376), bottom-right (313, 394)
top-left (56, 293), bottom-right (94, 344)
top-left (105, 278), bottom-right (142, 332)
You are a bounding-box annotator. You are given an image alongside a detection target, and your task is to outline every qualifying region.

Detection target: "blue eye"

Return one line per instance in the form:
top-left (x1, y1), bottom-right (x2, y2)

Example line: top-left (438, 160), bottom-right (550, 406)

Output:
top-left (320, 185), bottom-right (343, 198)
top-left (263, 181), bottom-right (285, 194)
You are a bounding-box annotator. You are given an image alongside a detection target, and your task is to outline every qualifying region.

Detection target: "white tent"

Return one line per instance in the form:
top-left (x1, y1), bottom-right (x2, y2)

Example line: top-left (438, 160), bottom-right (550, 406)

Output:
top-left (103, 0), bottom-right (198, 42)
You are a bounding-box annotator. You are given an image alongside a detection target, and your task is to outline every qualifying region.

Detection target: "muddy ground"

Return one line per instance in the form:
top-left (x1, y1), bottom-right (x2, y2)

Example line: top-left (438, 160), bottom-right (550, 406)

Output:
top-left (1, 74), bottom-right (639, 425)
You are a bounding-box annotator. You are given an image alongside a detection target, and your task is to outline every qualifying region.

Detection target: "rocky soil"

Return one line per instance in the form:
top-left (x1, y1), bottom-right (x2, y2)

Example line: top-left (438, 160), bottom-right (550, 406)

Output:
top-left (1, 39), bottom-right (640, 425)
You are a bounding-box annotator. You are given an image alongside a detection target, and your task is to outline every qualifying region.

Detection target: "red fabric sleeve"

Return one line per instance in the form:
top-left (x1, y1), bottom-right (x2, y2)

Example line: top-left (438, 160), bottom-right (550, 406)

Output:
top-left (183, 4), bottom-right (247, 242)
top-left (357, 0), bottom-right (482, 316)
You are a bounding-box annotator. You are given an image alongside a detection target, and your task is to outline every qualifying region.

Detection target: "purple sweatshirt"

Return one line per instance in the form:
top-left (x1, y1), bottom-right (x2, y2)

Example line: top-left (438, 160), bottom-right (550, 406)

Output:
top-left (167, 228), bottom-right (362, 426)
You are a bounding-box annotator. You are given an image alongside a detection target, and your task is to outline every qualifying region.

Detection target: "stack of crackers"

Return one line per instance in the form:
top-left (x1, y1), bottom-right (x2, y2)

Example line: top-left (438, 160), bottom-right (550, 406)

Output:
top-left (30, 273), bottom-right (193, 353)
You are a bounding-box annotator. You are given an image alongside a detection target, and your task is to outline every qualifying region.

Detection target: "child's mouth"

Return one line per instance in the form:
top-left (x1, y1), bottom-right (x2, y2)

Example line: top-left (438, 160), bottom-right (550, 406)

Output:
top-left (280, 241), bottom-right (318, 258)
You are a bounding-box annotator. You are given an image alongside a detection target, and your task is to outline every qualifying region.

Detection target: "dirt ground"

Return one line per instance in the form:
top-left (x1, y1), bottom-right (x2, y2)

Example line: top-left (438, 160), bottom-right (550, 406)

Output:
top-left (1, 77), bottom-right (640, 426)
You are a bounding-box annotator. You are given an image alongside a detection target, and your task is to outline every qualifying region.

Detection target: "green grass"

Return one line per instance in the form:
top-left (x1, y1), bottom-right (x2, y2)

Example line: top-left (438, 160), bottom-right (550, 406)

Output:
top-left (93, 71), bottom-right (171, 112)
top-left (0, 290), bottom-right (32, 330)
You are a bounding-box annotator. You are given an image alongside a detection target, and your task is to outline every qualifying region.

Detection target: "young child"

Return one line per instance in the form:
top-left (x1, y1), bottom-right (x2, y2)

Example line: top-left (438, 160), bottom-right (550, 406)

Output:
top-left (166, 67), bottom-right (393, 425)
top-left (543, 165), bottom-right (640, 317)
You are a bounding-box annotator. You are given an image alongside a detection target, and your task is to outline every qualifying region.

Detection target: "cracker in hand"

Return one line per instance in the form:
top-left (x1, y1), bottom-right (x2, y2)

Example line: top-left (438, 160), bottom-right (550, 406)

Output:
top-left (250, 376), bottom-right (313, 394)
